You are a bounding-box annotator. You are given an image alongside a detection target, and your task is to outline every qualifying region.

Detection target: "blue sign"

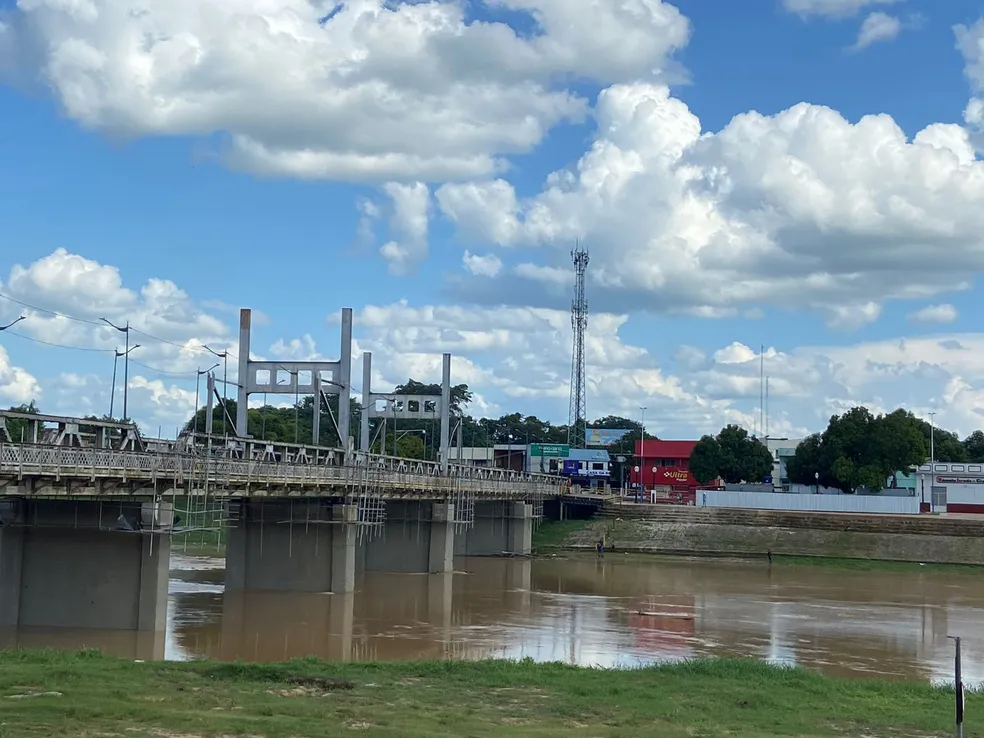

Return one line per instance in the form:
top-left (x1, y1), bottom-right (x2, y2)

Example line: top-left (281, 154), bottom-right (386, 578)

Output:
top-left (585, 428), bottom-right (632, 446)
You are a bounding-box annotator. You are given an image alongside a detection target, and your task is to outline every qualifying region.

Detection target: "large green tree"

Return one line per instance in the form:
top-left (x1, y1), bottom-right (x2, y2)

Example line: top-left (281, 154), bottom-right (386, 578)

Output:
top-left (689, 434), bottom-right (722, 485)
top-left (786, 406), bottom-right (931, 493)
top-left (964, 430), bottom-right (984, 462)
top-left (687, 424), bottom-right (774, 485)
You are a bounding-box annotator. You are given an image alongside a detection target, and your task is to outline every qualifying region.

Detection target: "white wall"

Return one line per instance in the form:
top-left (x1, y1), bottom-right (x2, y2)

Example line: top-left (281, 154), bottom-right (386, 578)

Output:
top-left (696, 489), bottom-right (919, 515)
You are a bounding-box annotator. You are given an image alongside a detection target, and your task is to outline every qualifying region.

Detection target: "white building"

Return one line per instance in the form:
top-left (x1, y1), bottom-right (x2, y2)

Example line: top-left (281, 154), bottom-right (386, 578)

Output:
top-left (764, 438), bottom-right (803, 491)
top-left (915, 461), bottom-right (984, 513)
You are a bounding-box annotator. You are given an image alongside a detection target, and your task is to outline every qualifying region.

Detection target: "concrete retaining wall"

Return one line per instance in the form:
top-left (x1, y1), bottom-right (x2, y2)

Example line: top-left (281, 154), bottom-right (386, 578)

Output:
top-left (565, 507), bottom-right (984, 565)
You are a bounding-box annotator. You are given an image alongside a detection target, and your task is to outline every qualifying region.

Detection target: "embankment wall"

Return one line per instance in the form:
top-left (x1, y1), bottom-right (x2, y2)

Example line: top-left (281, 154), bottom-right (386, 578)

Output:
top-left (560, 506), bottom-right (984, 565)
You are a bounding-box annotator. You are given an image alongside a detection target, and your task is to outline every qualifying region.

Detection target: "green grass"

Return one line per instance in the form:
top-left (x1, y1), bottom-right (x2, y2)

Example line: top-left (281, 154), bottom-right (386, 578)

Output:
top-left (770, 553), bottom-right (984, 573)
top-left (0, 650), bottom-right (973, 738)
top-left (532, 519), bottom-right (597, 549)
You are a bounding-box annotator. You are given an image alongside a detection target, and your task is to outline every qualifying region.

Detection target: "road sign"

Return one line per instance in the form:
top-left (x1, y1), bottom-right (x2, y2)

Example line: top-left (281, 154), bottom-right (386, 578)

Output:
top-left (530, 443), bottom-right (569, 457)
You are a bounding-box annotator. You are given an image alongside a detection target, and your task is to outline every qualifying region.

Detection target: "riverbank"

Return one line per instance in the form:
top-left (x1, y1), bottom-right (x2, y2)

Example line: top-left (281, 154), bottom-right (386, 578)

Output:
top-left (0, 649), bottom-right (968, 737)
top-left (540, 509), bottom-right (984, 566)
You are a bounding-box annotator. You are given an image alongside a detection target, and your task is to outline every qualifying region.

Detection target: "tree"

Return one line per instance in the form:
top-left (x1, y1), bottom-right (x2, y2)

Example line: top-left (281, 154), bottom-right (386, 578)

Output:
top-left (687, 424), bottom-right (773, 485)
top-left (689, 435), bottom-right (722, 485)
top-left (964, 430), bottom-right (984, 462)
top-left (787, 406), bottom-right (930, 494)
top-left (393, 379), bottom-right (472, 416)
top-left (3, 401), bottom-right (39, 442)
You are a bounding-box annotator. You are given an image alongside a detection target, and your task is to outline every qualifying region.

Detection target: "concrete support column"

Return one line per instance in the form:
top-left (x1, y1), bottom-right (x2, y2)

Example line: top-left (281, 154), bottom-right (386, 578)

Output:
top-left (428, 503), bottom-right (455, 573)
top-left (137, 535), bottom-right (171, 632)
top-left (508, 502), bottom-right (533, 556)
top-left (225, 501), bottom-right (357, 594)
top-left (331, 504), bottom-right (357, 593)
top-left (0, 526), bottom-right (24, 627)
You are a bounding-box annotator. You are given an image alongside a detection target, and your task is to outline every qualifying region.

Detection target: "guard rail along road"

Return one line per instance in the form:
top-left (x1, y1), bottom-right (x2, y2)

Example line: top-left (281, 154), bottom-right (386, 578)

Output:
top-left (0, 438), bottom-right (567, 501)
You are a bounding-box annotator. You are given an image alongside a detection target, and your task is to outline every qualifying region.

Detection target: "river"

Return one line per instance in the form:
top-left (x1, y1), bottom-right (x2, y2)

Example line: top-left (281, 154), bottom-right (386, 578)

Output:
top-left (3, 553), bottom-right (982, 684)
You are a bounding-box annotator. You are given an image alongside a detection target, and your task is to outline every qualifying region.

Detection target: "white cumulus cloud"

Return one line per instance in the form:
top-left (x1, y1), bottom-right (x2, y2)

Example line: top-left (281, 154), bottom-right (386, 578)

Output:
top-left (462, 251), bottom-right (503, 278)
top-left (852, 12), bottom-right (901, 50)
top-left (439, 82), bottom-right (984, 325)
top-left (908, 304), bottom-right (958, 324)
top-left (0, 0), bottom-right (688, 183)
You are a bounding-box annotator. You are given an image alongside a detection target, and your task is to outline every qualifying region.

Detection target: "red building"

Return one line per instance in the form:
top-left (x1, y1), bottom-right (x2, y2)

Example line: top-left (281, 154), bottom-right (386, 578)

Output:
top-left (631, 440), bottom-right (699, 492)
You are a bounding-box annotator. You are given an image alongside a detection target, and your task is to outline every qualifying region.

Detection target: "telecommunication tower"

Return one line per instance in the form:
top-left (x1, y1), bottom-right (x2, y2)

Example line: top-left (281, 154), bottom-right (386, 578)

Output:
top-left (568, 243), bottom-right (589, 448)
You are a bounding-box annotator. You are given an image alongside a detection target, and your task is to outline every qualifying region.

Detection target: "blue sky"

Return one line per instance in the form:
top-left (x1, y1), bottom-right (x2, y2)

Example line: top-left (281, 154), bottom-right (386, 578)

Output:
top-left (2, 0), bottom-right (984, 441)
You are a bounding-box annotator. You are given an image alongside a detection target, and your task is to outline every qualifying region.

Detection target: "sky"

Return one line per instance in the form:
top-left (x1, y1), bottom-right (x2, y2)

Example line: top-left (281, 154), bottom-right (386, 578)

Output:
top-left (2, 0), bottom-right (984, 442)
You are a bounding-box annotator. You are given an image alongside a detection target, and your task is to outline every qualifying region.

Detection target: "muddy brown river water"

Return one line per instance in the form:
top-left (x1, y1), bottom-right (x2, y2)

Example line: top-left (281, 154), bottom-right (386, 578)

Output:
top-left (3, 553), bottom-right (982, 684)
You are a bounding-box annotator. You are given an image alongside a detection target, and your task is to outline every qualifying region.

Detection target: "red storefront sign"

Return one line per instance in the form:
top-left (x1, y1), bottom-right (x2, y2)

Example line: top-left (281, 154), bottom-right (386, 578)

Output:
top-left (655, 468), bottom-right (698, 489)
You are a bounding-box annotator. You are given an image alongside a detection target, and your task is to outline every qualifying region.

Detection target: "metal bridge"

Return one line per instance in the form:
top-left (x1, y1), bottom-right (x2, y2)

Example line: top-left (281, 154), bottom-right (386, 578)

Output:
top-left (0, 411), bottom-right (566, 503)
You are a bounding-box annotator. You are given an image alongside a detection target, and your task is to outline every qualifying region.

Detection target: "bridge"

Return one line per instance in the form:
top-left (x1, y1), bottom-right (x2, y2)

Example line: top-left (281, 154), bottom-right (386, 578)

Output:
top-left (0, 306), bottom-right (569, 637)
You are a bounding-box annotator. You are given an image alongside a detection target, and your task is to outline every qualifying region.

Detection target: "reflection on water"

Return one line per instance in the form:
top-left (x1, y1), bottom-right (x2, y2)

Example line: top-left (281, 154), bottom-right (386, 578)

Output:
top-left (2, 553), bottom-right (982, 684)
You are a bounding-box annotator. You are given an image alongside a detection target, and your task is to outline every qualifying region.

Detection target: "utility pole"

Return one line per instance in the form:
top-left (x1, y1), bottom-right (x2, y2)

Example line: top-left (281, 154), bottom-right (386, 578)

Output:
top-left (929, 411), bottom-right (937, 466)
top-left (101, 318), bottom-right (132, 419)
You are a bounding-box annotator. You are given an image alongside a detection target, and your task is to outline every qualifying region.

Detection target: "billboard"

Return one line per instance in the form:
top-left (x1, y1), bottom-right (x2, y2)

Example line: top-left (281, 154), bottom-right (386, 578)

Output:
top-left (585, 428), bottom-right (632, 446)
top-left (530, 443), bottom-right (570, 457)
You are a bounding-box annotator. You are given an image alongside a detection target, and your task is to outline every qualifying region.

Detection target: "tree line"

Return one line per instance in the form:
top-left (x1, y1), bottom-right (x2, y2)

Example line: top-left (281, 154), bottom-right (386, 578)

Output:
top-left (688, 407), bottom-right (984, 494)
top-left (786, 407), bottom-right (984, 493)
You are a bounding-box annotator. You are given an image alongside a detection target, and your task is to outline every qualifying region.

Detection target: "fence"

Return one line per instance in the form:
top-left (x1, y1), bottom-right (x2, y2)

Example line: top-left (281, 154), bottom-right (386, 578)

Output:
top-left (696, 489), bottom-right (920, 515)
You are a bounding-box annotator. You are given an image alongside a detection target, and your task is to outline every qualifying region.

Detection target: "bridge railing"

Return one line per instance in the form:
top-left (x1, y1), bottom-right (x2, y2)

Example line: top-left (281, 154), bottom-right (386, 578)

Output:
top-left (0, 442), bottom-right (567, 498)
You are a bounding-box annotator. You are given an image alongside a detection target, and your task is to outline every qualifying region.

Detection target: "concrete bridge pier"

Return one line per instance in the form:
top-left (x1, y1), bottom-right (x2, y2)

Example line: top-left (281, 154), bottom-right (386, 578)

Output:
top-left (0, 499), bottom-right (170, 631)
top-left (225, 500), bottom-right (358, 593)
top-left (455, 501), bottom-right (533, 557)
top-left (359, 501), bottom-right (455, 574)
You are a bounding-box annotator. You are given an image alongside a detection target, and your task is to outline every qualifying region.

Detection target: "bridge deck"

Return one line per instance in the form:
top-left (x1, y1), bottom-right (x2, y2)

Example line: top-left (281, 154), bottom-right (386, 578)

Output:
top-left (0, 442), bottom-right (566, 500)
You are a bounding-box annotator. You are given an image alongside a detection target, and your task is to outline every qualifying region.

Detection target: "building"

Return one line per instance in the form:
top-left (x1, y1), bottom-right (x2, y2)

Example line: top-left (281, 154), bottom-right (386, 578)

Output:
top-left (631, 440), bottom-right (699, 492)
top-left (558, 448), bottom-right (611, 485)
top-left (446, 444), bottom-right (528, 470)
top-left (915, 461), bottom-right (984, 513)
top-left (446, 447), bottom-right (495, 467)
top-left (764, 437), bottom-right (803, 491)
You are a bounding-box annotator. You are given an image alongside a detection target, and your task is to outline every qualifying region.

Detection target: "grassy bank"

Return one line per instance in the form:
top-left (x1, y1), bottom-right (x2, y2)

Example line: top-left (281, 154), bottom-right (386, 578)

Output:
top-left (0, 650), bottom-right (973, 737)
top-left (532, 518), bottom-right (598, 549)
top-left (770, 553), bottom-right (984, 573)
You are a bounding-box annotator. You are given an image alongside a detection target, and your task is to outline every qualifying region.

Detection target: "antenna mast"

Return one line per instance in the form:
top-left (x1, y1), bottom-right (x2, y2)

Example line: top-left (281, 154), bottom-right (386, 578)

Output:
top-left (568, 242), bottom-right (590, 449)
top-left (759, 343), bottom-right (764, 439)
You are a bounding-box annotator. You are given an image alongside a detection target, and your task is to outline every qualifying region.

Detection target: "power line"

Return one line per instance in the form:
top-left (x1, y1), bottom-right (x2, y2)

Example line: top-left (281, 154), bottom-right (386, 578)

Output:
top-left (2, 328), bottom-right (209, 379)
top-left (129, 359), bottom-right (201, 378)
top-left (0, 290), bottom-right (238, 359)
top-left (3, 329), bottom-right (114, 353)
top-left (0, 290), bottom-right (104, 326)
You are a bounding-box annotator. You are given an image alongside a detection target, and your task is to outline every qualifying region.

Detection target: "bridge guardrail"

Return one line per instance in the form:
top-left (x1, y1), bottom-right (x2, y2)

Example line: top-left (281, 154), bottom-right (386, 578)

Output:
top-left (0, 443), bottom-right (567, 498)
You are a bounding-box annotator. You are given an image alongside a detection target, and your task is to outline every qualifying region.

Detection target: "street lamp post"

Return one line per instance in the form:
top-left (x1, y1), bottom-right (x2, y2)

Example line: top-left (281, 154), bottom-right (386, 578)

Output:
top-left (639, 406), bottom-right (648, 500)
top-left (195, 363), bottom-right (220, 435)
top-left (203, 345), bottom-right (229, 418)
top-left (101, 318), bottom-right (132, 419)
top-left (110, 344), bottom-right (141, 419)
top-left (0, 316), bottom-right (26, 332)
top-left (928, 411), bottom-right (936, 467)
